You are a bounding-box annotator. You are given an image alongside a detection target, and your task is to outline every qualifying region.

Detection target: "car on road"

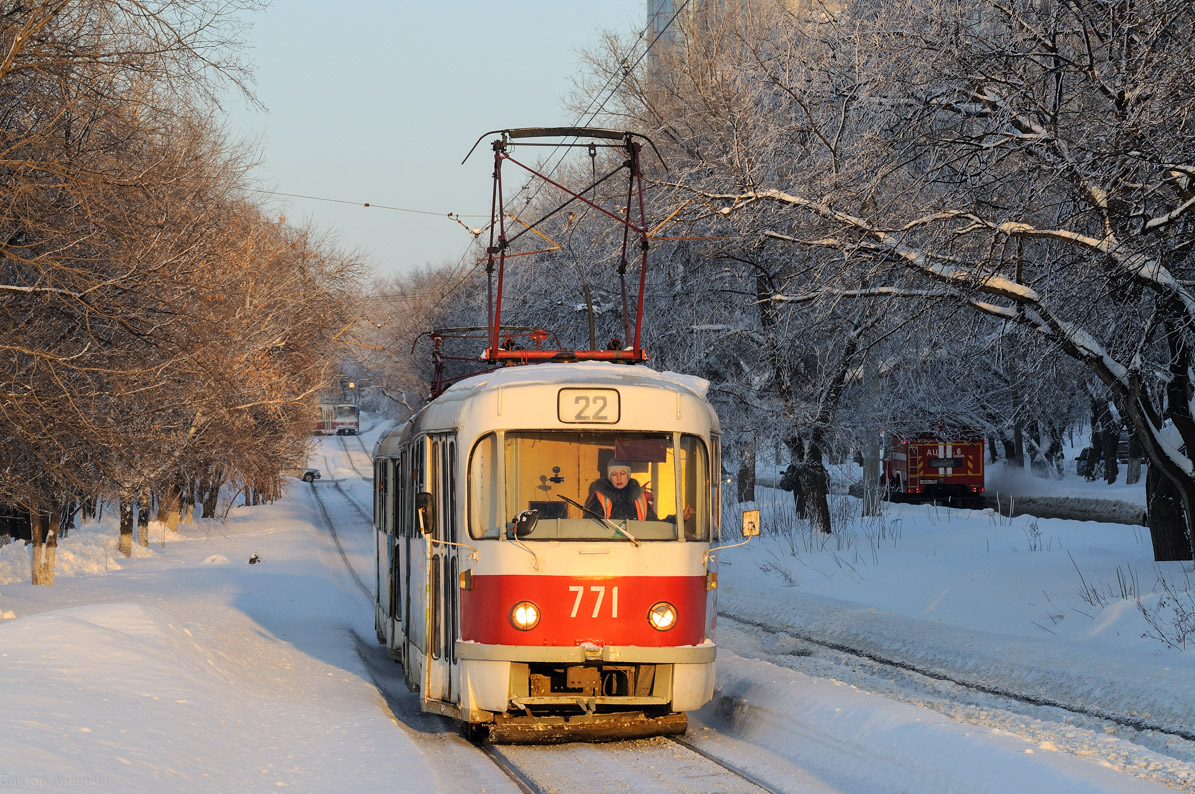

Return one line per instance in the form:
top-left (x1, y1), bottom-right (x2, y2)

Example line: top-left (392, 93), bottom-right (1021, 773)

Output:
top-left (283, 467), bottom-right (320, 483)
top-left (1076, 447), bottom-right (1094, 476)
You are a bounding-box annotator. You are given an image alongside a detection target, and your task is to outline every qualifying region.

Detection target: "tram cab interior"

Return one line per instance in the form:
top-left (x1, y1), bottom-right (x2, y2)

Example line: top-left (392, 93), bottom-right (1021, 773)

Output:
top-left (469, 430), bottom-right (711, 543)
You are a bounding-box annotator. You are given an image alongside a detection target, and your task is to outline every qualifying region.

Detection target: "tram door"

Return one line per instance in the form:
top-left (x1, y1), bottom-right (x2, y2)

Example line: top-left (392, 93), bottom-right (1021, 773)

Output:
top-left (446, 439), bottom-right (460, 703)
top-left (388, 452), bottom-right (408, 658)
top-left (707, 437), bottom-right (722, 642)
top-left (404, 440), bottom-right (428, 690)
top-left (375, 459), bottom-right (392, 646)
top-left (425, 434), bottom-right (458, 704)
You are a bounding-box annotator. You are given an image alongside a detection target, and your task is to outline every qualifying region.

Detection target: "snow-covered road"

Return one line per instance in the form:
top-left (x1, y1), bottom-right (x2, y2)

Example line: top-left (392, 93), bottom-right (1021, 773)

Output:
top-left (1, 421), bottom-right (1191, 792)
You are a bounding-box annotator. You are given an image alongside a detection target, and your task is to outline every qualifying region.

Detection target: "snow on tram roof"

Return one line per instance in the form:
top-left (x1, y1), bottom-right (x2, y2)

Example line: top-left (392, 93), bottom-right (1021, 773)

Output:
top-left (440, 361), bottom-right (710, 400)
top-left (375, 363), bottom-right (716, 456)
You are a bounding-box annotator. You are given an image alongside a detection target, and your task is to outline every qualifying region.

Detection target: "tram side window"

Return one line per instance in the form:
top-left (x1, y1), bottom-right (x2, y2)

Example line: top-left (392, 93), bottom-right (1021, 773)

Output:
top-left (391, 459), bottom-right (401, 533)
top-left (677, 436), bottom-right (710, 542)
top-left (711, 435), bottom-right (722, 540)
top-left (374, 461), bottom-right (384, 529)
top-left (469, 434), bottom-right (502, 540)
top-left (401, 447), bottom-right (413, 538)
top-left (430, 439), bottom-right (441, 539)
top-left (448, 441), bottom-right (457, 543)
top-left (399, 451), bottom-right (407, 537)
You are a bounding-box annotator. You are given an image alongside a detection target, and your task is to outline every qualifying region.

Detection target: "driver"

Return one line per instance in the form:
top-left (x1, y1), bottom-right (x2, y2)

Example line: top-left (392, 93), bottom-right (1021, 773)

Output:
top-left (585, 460), bottom-right (657, 521)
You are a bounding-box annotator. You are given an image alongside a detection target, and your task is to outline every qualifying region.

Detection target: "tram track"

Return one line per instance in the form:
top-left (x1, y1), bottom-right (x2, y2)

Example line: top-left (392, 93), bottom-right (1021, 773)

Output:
top-left (308, 480), bottom-right (372, 602)
top-left (718, 612), bottom-right (1195, 789)
top-left (474, 745), bottom-right (540, 793)
top-left (337, 433), bottom-right (368, 478)
top-left (722, 614), bottom-right (1195, 745)
top-left (668, 735), bottom-right (787, 793)
top-left (480, 735), bottom-right (779, 793)
top-left (353, 431), bottom-right (371, 455)
top-left (332, 479), bottom-right (371, 524)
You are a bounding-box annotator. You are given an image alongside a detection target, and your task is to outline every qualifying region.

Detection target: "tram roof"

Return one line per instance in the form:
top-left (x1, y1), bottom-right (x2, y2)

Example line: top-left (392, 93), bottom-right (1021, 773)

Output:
top-left (375, 363), bottom-right (716, 457)
top-left (441, 361), bottom-right (710, 400)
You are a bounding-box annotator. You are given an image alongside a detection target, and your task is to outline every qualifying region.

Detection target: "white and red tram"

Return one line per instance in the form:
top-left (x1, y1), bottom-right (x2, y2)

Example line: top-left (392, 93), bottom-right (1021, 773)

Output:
top-left (372, 361), bottom-right (730, 742)
top-left (315, 403), bottom-right (359, 436)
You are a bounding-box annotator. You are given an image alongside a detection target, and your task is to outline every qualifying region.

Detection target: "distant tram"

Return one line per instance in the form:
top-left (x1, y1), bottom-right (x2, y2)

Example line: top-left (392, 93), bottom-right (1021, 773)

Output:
top-left (315, 403), bottom-right (359, 436)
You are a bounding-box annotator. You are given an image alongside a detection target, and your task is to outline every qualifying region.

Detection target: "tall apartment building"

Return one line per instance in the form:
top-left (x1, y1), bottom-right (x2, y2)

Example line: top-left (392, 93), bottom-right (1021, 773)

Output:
top-left (646, 0), bottom-right (689, 50)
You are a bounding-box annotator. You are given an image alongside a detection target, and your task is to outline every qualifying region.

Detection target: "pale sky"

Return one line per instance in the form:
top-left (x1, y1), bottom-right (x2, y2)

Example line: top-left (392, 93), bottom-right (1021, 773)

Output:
top-left (224, 1), bottom-right (649, 283)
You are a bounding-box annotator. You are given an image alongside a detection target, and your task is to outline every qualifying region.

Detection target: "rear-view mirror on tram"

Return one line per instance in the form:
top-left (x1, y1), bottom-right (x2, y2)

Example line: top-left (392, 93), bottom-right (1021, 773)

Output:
top-left (416, 491), bottom-right (435, 535)
top-left (704, 509), bottom-right (760, 565)
top-left (507, 508), bottom-right (539, 540)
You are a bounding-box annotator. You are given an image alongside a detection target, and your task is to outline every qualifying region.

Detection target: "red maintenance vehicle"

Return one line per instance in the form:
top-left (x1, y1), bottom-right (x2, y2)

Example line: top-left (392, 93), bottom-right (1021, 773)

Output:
top-left (881, 433), bottom-right (986, 508)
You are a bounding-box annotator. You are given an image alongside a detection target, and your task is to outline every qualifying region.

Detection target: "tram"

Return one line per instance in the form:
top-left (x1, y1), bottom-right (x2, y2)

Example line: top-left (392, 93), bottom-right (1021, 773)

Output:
top-left (374, 362), bottom-right (738, 741)
top-left (371, 128), bottom-right (754, 743)
top-left (315, 403), bottom-right (359, 436)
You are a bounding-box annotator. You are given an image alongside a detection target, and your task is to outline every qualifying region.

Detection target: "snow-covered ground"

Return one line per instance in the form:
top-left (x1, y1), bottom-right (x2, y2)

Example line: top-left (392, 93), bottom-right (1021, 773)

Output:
top-left (1, 420), bottom-right (1192, 792)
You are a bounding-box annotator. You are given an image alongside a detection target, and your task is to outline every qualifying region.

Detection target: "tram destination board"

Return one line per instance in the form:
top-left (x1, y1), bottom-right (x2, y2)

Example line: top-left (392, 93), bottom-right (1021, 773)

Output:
top-left (558, 388), bottom-right (620, 424)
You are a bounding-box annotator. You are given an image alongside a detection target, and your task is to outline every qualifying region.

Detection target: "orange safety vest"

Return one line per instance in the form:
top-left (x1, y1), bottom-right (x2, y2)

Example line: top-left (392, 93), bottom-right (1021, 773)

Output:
top-left (595, 490), bottom-right (648, 520)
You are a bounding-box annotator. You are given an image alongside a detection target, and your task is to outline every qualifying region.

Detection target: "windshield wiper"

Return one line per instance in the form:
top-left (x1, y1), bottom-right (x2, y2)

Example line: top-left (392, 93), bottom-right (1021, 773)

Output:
top-left (555, 494), bottom-right (640, 546)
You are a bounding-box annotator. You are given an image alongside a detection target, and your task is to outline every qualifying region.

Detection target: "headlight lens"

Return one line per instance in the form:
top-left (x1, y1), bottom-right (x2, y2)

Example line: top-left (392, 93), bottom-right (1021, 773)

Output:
top-left (647, 601), bottom-right (678, 631)
top-left (510, 601), bottom-right (541, 631)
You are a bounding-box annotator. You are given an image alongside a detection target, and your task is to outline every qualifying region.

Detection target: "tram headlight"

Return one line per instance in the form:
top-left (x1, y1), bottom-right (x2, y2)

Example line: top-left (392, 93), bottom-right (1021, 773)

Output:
top-left (647, 601), bottom-right (678, 631)
top-left (509, 600), bottom-right (541, 631)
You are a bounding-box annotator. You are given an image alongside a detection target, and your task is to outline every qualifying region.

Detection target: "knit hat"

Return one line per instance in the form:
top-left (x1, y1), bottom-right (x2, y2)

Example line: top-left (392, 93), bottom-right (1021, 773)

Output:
top-left (607, 460), bottom-right (632, 477)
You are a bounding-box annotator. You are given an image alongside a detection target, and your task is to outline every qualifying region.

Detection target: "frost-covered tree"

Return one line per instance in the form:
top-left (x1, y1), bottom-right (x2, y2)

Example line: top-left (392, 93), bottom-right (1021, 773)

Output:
top-left (355, 261), bottom-right (480, 418)
top-left (0, 1), bottom-right (359, 581)
top-left (588, 0), bottom-right (1195, 559)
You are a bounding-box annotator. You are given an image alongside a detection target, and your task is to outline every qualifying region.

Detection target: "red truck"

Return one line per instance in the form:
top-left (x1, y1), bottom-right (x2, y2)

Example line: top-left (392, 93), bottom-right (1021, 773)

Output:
top-left (881, 433), bottom-right (986, 507)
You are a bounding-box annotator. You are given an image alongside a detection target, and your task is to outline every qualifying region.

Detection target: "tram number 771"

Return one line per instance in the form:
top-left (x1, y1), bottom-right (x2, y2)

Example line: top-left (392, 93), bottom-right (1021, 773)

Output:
top-left (569, 585), bottom-right (619, 619)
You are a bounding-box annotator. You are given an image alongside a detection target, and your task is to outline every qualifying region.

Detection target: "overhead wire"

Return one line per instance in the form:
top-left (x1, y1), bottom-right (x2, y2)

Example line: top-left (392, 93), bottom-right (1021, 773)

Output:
top-left (375, 3), bottom-right (692, 342)
top-left (510, 0), bottom-right (691, 221)
top-left (255, 4), bottom-right (688, 285)
top-left (399, 3), bottom-right (693, 332)
top-left (249, 188), bottom-right (487, 221)
top-left (486, 1), bottom-right (691, 346)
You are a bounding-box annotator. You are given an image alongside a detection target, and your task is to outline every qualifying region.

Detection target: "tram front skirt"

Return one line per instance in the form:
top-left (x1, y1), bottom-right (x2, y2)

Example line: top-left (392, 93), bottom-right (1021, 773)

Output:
top-left (484, 710), bottom-right (688, 745)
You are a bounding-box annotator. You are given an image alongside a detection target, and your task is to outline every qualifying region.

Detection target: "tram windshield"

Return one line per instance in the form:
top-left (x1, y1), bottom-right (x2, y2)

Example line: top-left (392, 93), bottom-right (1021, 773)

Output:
top-left (469, 431), bottom-right (710, 542)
